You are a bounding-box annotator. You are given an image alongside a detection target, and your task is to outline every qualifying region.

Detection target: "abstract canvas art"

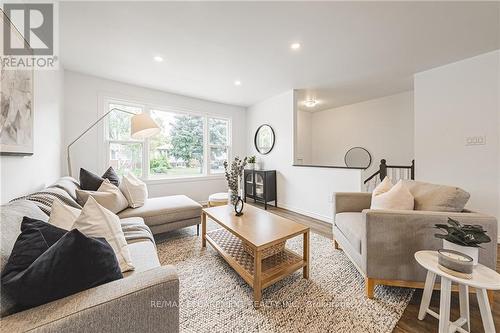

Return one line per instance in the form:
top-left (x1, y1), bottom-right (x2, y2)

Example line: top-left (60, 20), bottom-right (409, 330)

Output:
top-left (0, 13), bottom-right (34, 155)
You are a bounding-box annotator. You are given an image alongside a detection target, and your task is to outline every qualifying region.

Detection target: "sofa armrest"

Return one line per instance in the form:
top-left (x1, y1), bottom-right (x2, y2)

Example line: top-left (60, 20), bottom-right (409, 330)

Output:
top-left (362, 209), bottom-right (498, 281)
top-left (333, 192), bottom-right (372, 217)
top-left (1, 265), bottom-right (179, 333)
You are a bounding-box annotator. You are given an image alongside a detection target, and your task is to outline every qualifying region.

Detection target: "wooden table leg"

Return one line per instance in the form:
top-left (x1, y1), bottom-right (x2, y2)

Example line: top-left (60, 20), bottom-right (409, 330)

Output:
top-left (303, 231), bottom-right (309, 279)
top-left (438, 277), bottom-right (452, 333)
top-left (253, 250), bottom-right (262, 308)
top-left (458, 284), bottom-right (470, 332)
top-left (476, 288), bottom-right (496, 333)
top-left (201, 212), bottom-right (207, 247)
top-left (418, 270), bottom-right (436, 320)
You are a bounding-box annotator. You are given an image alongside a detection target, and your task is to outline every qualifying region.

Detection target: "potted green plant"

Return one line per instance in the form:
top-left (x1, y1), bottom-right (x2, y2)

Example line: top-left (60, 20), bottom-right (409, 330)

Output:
top-left (223, 157), bottom-right (247, 205)
top-left (434, 217), bottom-right (491, 265)
top-left (247, 155), bottom-right (256, 169)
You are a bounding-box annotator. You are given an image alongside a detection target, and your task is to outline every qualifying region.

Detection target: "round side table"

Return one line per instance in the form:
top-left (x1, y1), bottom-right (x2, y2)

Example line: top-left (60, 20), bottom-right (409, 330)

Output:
top-left (415, 250), bottom-right (500, 333)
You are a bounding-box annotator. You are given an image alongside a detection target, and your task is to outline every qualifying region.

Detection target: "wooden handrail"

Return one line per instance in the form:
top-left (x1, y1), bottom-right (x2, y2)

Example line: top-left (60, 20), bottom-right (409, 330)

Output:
top-left (364, 171), bottom-right (380, 184)
top-left (364, 159), bottom-right (415, 184)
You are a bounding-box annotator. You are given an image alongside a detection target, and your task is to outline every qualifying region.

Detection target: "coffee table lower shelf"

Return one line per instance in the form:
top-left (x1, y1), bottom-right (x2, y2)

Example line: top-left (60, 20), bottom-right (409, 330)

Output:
top-left (205, 229), bottom-right (306, 293)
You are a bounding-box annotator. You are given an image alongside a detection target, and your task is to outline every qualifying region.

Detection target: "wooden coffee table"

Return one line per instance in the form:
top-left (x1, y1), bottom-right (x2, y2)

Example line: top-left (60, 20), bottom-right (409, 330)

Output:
top-left (201, 204), bottom-right (310, 307)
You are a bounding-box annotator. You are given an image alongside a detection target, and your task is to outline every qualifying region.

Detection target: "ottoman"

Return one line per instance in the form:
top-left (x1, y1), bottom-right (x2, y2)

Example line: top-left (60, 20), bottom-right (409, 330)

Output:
top-left (208, 192), bottom-right (228, 207)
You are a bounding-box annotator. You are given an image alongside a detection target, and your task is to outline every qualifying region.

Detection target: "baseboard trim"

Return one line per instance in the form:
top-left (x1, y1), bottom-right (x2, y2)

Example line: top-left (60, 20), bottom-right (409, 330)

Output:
top-left (277, 202), bottom-right (332, 223)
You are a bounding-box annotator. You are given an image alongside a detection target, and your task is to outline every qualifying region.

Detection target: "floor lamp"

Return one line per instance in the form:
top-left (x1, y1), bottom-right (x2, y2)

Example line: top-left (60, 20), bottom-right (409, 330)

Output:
top-left (67, 108), bottom-right (160, 178)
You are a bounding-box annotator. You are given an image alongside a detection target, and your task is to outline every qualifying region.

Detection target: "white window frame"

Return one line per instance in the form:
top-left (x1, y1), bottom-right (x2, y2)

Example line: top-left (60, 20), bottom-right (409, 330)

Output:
top-left (102, 96), bottom-right (232, 183)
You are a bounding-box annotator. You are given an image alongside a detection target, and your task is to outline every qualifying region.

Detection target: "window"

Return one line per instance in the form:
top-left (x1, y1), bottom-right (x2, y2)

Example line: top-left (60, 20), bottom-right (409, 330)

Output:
top-left (107, 103), bottom-right (143, 177)
top-left (105, 99), bottom-right (231, 180)
top-left (149, 110), bottom-right (204, 178)
top-left (208, 118), bottom-right (229, 174)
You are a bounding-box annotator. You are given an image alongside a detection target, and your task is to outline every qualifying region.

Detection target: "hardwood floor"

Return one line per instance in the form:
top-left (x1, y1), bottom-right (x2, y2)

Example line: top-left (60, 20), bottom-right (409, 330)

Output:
top-left (247, 202), bottom-right (500, 332)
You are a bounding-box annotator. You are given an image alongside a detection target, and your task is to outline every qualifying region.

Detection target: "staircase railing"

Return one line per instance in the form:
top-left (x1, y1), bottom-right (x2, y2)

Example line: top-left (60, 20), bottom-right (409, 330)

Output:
top-left (364, 159), bottom-right (415, 192)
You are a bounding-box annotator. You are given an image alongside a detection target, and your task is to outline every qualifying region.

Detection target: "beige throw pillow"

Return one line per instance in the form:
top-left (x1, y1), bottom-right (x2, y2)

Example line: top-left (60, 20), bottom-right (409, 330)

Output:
top-left (73, 196), bottom-right (134, 272)
top-left (76, 179), bottom-right (129, 214)
top-left (402, 180), bottom-right (470, 212)
top-left (372, 176), bottom-right (393, 197)
top-left (48, 199), bottom-right (81, 230)
top-left (371, 178), bottom-right (414, 210)
top-left (119, 172), bottom-right (148, 208)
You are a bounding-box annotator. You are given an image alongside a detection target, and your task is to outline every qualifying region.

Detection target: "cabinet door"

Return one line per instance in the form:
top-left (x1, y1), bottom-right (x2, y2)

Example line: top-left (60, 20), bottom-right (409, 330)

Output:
top-left (255, 172), bottom-right (264, 199)
top-left (245, 172), bottom-right (254, 196)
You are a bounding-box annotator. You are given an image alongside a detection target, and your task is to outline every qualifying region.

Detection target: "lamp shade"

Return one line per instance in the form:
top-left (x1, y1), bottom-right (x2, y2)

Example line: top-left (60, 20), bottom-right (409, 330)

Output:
top-left (131, 113), bottom-right (160, 139)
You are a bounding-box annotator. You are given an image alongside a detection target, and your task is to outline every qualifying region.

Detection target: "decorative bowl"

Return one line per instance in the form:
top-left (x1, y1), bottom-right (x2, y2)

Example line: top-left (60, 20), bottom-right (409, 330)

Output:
top-left (438, 249), bottom-right (473, 274)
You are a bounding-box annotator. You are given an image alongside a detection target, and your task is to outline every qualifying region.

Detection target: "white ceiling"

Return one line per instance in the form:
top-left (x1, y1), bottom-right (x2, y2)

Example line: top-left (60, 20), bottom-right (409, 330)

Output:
top-left (59, 1), bottom-right (499, 109)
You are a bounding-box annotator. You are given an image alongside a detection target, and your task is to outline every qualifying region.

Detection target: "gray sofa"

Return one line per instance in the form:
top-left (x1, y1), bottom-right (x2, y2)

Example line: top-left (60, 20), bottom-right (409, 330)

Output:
top-left (332, 192), bottom-right (498, 298)
top-left (0, 176), bottom-right (201, 332)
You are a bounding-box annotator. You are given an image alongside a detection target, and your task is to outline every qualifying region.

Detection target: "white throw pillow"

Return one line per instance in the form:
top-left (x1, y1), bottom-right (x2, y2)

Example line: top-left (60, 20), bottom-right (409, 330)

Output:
top-left (371, 179), bottom-right (414, 211)
top-left (48, 199), bottom-right (81, 230)
top-left (119, 172), bottom-right (148, 208)
top-left (73, 196), bottom-right (134, 272)
top-left (76, 179), bottom-right (129, 214)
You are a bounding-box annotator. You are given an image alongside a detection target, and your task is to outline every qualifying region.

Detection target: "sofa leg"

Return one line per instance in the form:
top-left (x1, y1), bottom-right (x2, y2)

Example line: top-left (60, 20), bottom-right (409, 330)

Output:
top-left (365, 278), bottom-right (375, 299)
top-left (197, 224), bottom-right (200, 236)
top-left (333, 239), bottom-right (340, 250)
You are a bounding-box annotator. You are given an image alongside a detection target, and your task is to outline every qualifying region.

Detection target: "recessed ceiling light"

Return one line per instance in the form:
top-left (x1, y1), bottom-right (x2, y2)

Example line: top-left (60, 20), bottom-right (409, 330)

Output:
top-left (290, 43), bottom-right (301, 50)
top-left (153, 56), bottom-right (164, 62)
top-left (234, 80), bottom-right (242, 86)
top-left (304, 99), bottom-right (318, 108)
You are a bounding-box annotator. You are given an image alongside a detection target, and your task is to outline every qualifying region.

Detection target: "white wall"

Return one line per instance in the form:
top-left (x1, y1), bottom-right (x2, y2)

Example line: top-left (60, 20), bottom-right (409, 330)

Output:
top-left (295, 110), bottom-right (312, 165)
top-left (247, 90), bottom-right (362, 222)
top-left (1, 69), bottom-right (65, 203)
top-left (414, 50), bottom-right (499, 224)
top-left (308, 91), bottom-right (414, 179)
top-left (63, 71), bottom-right (246, 203)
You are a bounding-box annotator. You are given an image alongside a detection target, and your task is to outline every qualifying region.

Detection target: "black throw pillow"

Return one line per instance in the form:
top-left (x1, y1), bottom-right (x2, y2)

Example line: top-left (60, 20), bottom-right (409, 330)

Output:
top-left (21, 217), bottom-right (68, 247)
top-left (2, 217), bottom-right (67, 279)
top-left (102, 166), bottom-right (120, 187)
top-left (79, 168), bottom-right (104, 191)
top-left (1, 227), bottom-right (123, 310)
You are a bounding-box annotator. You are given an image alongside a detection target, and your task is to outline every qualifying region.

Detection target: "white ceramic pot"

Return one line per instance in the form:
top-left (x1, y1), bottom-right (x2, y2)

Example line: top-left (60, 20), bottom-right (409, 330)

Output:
top-left (247, 163), bottom-right (255, 170)
top-left (443, 239), bottom-right (479, 265)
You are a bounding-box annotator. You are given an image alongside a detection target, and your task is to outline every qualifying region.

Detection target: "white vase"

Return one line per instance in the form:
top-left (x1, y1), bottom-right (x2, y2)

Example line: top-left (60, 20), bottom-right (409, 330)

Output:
top-left (247, 163), bottom-right (255, 170)
top-left (443, 239), bottom-right (479, 265)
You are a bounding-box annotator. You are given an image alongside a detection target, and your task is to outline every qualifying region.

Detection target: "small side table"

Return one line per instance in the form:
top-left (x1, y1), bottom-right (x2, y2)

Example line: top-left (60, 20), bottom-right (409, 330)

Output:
top-left (415, 250), bottom-right (500, 333)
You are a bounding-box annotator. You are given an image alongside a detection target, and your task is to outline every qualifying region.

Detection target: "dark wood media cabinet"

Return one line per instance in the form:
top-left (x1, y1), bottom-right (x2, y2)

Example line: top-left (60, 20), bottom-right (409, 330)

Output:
top-left (243, 169), bottom-right (277, 209)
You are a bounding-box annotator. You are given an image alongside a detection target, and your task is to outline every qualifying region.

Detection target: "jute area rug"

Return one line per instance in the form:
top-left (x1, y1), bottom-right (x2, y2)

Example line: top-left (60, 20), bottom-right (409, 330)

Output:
top-left (156, 221), bottom-right (413, 333)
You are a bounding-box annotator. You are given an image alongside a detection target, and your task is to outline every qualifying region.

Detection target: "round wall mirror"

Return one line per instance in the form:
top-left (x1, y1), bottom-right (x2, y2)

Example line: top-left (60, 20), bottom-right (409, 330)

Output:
top-left (344, 147), bottom-right (371, 169)
top-left (254, 124), bottom-right (275, 155)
